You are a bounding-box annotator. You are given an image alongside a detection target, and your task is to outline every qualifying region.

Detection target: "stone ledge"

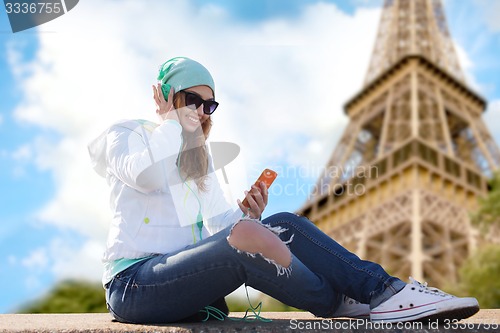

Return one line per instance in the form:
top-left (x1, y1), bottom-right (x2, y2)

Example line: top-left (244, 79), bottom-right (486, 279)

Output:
top-left (0, 310), bottom-right (498, 333)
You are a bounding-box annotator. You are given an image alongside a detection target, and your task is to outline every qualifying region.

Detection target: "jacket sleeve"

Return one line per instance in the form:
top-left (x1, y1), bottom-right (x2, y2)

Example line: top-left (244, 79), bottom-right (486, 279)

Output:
top-left (105, 120), bottom-right (183, 193)
top-left (201, 169), bottom-right (243, 235)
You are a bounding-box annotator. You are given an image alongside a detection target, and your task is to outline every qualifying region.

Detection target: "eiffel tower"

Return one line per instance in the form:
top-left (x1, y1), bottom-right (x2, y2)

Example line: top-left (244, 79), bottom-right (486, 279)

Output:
top-left (298, 0), bottom-right (500, 287)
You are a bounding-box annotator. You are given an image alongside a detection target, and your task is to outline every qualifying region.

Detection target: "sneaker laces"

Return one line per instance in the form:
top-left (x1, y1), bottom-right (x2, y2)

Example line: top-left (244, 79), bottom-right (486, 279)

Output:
top-left (409, 277), bottom-right (450, 297)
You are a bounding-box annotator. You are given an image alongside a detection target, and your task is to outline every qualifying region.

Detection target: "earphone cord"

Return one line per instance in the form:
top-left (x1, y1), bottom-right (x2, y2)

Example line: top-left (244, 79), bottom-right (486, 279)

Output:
top-left (177, 139), bottom-right (203, 243)
top-left (184, 183), bottom-right (203, 243)
top-left (199, 285), bottom-right (272, 323)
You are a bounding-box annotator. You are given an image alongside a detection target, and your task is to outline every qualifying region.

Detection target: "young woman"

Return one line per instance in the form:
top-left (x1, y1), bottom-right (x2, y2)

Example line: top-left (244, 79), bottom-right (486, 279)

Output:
top-left (88, 57), bottom-right (479, 324)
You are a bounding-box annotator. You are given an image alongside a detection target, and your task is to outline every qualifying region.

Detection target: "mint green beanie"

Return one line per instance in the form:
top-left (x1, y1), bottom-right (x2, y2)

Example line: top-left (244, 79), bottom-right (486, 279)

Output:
top-left (157, 57), bottom-right (215, 95)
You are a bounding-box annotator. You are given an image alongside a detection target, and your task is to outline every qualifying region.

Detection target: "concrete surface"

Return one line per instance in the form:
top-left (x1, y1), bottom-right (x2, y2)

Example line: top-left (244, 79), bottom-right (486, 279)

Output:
top-left (0, 310), bottom-right (498, 333)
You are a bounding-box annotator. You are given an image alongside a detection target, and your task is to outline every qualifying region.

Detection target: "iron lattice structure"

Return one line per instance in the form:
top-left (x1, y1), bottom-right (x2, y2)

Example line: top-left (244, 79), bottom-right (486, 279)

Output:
top-left (298, 0), bottom-right (500, 287)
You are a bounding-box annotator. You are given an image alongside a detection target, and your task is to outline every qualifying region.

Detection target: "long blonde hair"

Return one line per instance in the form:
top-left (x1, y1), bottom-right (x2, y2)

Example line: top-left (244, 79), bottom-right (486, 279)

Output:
top-left (173, 91), bottom-right (212, 192)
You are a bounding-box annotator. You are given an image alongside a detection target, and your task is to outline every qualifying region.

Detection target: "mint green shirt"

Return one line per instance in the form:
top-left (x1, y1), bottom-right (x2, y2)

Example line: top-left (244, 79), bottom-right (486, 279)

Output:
top-left (103, 256), bottom-right (154, 286)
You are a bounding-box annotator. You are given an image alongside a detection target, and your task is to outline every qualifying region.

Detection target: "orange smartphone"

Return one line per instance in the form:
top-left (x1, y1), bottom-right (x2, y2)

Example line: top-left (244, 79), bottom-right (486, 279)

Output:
top-left (242, 168), bottom-right (278, 207)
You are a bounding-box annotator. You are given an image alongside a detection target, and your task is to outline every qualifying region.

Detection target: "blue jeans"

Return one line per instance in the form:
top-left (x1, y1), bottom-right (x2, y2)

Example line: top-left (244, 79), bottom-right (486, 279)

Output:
top-left (105, 212), bottom-right (405, 323)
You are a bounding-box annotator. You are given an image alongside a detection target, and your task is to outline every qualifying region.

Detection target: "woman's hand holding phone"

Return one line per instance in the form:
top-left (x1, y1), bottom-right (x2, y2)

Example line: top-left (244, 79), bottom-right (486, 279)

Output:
top-left (238, 181), bottom-right (268, 219)
top-left (237, 169), bottom-right (277, 219)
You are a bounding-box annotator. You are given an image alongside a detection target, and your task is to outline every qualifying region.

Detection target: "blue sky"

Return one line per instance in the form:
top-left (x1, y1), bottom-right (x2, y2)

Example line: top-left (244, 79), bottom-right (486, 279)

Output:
top-left (1, 0), bottom-right (499, 313)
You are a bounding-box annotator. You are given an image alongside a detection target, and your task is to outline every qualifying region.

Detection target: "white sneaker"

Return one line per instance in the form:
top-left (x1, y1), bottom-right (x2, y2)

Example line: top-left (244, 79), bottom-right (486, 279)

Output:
top-left (332, 295), bottom-right (370, 319)
top-left (370, 277), bottom-right (479, 323)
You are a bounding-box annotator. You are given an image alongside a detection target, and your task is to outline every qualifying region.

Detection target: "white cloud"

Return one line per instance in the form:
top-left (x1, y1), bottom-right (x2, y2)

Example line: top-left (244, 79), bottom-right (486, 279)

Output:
top-left (9, 0), bottom-right (380, 281)
top-left (48, 238), bottom-right (104, 281)
top-left (18, 238), bottom-right (104, 287)
top-left (454, 42), bottom-right (489, 98)
top-left (11, 144), bottom-right (32, 161)
top-left (447, 1), bottom-right (500, 98)
top-left (10, 144), bottom-right (33, 177)
top-left (0, 114), bottom-right (3, 126)
top-left (21, 248), bottom-right (49, 271)
top-left (477, 0), bottom-right (500, 32)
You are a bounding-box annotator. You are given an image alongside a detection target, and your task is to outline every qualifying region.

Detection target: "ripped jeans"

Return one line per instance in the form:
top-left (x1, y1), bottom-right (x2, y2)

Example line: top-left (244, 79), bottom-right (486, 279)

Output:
top-left (105, 212), bottom-right (405, 323)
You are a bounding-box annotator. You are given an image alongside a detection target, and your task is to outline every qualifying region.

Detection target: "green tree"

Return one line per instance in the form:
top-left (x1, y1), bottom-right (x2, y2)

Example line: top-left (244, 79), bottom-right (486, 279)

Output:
top-left (472, 171), bottom-right (500, 231)
top-left (450, 244), bottom-right (500, 308)
top-left (448, 171), bottom-right (500, 308)
top-left (18, 280), bottom-right (107, 313)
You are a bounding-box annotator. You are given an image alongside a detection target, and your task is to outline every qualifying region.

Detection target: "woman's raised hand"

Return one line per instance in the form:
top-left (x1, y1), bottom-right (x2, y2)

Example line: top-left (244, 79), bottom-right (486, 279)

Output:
top-left (152, 83), bottom-right (178, 122)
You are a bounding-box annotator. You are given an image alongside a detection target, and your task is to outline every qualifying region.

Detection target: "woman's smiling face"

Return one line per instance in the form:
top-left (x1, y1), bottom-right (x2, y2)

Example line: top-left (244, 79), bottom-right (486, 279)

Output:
top-left (177, 85), bottom-right (213, 133)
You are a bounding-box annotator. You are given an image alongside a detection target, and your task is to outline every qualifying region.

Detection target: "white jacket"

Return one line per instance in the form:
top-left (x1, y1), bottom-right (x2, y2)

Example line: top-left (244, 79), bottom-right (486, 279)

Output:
top-left (88, 119), bottom-right (242, 262)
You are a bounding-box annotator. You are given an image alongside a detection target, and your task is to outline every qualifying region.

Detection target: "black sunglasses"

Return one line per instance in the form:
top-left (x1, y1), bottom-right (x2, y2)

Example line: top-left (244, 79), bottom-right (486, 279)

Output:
top-left (182, 90), bottom-right (219, 115)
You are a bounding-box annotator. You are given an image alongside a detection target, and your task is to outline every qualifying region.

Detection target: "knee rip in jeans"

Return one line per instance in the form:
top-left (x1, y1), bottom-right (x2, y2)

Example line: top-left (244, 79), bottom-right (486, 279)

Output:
top-left (227, 218), bottom-right (294, 278)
